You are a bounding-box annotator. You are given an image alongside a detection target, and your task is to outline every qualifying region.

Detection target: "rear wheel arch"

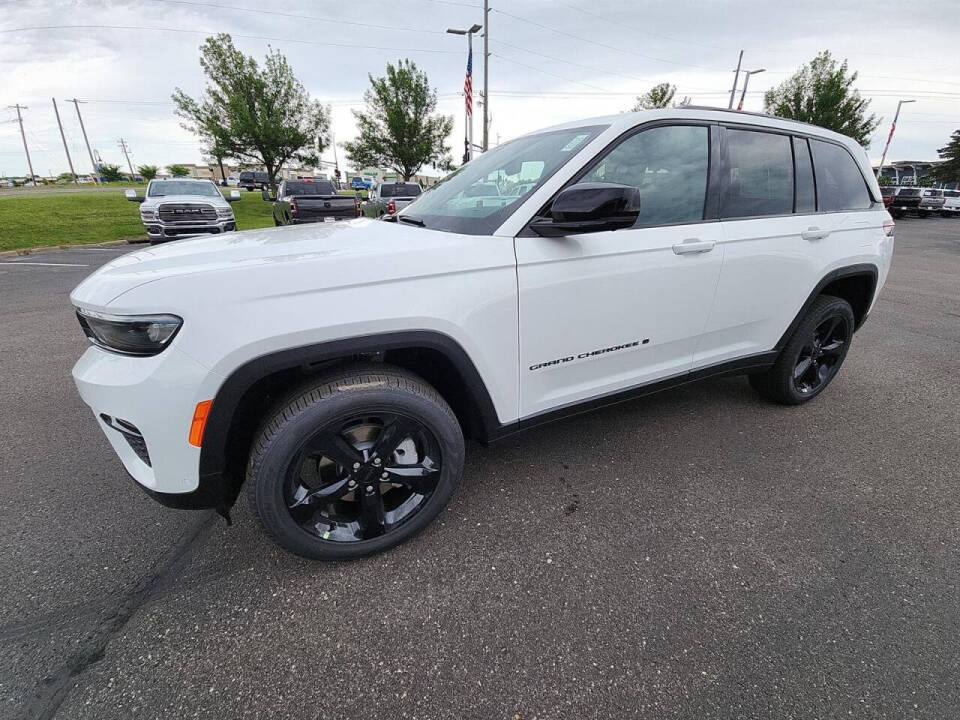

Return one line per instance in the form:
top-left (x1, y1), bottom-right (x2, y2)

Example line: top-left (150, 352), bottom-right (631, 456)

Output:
top-left (198, 331), bottom-right (504, 509)
top-left (775, 263), bottom-right (878, 351)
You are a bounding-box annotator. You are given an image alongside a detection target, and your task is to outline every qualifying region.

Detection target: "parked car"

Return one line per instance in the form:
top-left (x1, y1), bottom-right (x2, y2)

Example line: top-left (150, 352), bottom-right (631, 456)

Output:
top-left (889, 187), bottom-right (922, 218)
top-left (879, 185), bottom-right (896, 209)
top-left (264, 179), bottom-right (360, 225)
top-left (124, 178), bottom-right (240, 244)
top-left (350, 176), bottom-right (373, 191)
top-left (225, 176), bottom-right (240, 187)
top-left (941, 189), bottom-right (960, 217)
top-left (361, 181), bottom-right (422, 218)
top-left (918, 188), bottom-right (945, 217)
top-left (239, 171), bottom-right (270, 191)
top-left (72, 107), bottom-right (892, 560)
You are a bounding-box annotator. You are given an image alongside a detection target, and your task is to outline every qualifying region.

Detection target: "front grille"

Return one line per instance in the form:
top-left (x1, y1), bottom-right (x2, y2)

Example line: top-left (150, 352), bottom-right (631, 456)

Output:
top-left (157, 203), bottom-right (217, 224)
top-left (100, 413), bottom-right (151, 467)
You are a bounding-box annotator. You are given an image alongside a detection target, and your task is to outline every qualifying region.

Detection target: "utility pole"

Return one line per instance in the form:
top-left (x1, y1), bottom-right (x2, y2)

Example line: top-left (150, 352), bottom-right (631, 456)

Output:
top-left (52, 98), bottom-right (79, 183)
top-left (876, 99), bottom-right (916, 179)
top-left (118, 138), bottom-right (135, 178)
top-left (8, 104), bottom-right (36, 184)
top-left (65, 98), bottom-right (99, 184)
top-left (482, 0), bottom-right (490, 152)
top-left (728, 50), bottom-right (743, 109)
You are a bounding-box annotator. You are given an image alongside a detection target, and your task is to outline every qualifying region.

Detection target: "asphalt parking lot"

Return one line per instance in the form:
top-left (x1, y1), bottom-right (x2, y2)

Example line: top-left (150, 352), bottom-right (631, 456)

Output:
top-left (2, 219), bottom-right (959, 719)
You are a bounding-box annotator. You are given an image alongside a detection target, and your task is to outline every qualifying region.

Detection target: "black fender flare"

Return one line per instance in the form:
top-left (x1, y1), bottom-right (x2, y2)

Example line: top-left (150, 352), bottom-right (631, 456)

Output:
top-left (179, 331), bottom-right (503, 510)
top-left (774, 262), bottom-right (879, 351)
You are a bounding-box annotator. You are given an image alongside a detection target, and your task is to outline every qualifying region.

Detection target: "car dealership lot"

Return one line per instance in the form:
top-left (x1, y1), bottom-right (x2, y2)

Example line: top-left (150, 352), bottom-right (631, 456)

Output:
top-left (2, 220), bottom-right (959, 719)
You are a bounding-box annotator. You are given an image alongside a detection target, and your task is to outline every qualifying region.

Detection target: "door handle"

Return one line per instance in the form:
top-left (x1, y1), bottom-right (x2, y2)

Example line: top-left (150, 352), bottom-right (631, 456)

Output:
top-left (801, 226), bottom-right (831, 241)
top-left (672, 238), bottom-right (715, 255)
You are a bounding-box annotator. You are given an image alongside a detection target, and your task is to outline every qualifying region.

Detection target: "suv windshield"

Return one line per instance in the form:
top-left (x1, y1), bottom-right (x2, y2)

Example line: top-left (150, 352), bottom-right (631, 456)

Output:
top-left (148, 180), bottom-right (220, 197)
top-left (284, 181), bottom-right (334, 195)
top-left (380, 183), bottom-right (421, 198)
top-left (399, 124), bottom-right (606, 234)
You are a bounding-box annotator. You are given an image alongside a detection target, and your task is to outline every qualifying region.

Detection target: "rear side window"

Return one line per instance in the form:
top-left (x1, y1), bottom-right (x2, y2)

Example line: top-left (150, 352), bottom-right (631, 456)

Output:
top-left (793, 137), bottom-right (816, 213)
top-left (810, 140), bottom-right (872, 211)
top-left (722, 129), bottom-right (794, 218)
top-left (578, 124), bottom-right (709, 227)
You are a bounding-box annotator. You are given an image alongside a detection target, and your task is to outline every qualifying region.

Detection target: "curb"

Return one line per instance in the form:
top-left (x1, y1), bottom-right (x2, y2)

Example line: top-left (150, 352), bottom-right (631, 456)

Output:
top-left (0, 239), bottom-right (145, 259)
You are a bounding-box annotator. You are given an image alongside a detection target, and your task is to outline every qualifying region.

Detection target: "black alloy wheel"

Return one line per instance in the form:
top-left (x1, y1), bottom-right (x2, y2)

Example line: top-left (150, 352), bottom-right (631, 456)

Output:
top-left (791, 314), bottom-right (850, 396)
top-left (749, 294), bottom-right (855, 405)
top-left (284, 412), bottom-right (442, 543)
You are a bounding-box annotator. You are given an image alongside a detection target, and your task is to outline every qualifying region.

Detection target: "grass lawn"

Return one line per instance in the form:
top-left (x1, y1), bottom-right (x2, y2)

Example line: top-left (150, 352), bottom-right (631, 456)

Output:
top-left (0, 190), bottom-right (275, 252)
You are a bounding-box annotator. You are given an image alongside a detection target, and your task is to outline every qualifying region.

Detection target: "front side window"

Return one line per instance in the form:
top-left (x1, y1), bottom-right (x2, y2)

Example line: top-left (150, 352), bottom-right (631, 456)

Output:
top-left (810, 139), bottom-right (872, 211)
top-left (722, 129), bottom-right (794, 219)
top-left (399, 125), bottom-right (606, 235)
top-left (576, 124), bottom-right (708, 227)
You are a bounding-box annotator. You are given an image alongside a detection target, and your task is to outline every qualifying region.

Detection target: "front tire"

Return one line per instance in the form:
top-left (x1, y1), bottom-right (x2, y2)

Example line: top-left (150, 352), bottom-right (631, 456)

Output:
top-left (749, 295), bottom-right (855, 405)
top-left (246, 364), bottom-right (465, 560)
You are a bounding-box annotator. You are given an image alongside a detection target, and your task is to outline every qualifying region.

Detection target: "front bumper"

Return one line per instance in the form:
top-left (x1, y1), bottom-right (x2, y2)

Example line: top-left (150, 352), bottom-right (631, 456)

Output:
top-left (142, 217), bottom-right (235, 240)
top-left (72, 344), bottom-right (225, 504)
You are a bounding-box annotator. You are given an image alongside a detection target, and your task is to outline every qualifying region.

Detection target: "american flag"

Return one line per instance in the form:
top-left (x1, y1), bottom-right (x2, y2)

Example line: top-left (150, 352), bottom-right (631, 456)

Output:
top-left (464, 46), bottom-right (473, 117)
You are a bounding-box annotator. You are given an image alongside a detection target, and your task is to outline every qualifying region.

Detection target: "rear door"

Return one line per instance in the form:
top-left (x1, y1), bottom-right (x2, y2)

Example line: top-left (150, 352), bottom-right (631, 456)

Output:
top-left (695, 127), bottom-right (877, 367)
top-left (516, 122), bottom-right (725, 418)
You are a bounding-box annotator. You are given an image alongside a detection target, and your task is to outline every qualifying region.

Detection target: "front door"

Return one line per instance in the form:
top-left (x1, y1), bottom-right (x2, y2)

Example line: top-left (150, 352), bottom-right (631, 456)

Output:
top-left (516, 123), bottom-right (723, 419)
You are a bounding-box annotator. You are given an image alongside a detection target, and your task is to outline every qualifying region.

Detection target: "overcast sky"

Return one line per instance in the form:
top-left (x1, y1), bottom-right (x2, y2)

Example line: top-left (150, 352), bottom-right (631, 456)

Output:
top-left (1, 0), bottom-right (958, 177)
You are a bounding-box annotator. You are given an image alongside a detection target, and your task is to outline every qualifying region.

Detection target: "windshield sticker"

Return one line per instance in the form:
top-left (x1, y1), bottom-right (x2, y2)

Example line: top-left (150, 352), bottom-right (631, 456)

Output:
top-left (560, 134), bottom-right (589, 152)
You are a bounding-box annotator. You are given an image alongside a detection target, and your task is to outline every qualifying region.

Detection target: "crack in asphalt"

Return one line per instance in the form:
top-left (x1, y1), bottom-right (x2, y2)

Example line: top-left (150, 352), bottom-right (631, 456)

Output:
top-left (24, 512), bottom-right (216, 720)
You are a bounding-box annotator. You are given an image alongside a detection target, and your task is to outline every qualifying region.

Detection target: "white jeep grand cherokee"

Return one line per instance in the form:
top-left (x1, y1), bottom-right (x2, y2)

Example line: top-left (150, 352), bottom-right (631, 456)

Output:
top-left (72, 108), bottom-right (894, 560)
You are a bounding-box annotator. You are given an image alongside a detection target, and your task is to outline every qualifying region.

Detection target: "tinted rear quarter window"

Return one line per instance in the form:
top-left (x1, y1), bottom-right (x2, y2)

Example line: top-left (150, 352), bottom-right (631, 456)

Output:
top-left (810, 139), bottom-right (872, 211)
top-left (722, 129), bottom-right (794, 219)
top-left (793, 136), bottom-right (816, 213)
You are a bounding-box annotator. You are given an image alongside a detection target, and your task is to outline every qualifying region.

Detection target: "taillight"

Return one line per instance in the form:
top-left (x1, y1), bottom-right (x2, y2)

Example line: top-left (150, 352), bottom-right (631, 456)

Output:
top-left (290, 199), bottom-right (298, 216)
top-left (883, 218), bottom-right (895, 237)
top-left (387, 199), bottom-right (396, 214)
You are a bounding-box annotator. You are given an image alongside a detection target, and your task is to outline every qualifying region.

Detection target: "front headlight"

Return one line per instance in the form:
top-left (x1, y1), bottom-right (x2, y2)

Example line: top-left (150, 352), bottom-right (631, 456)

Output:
top-left (76, 308), bottom-right (182, 356)
top-left (140, 210), bottom-right (156, 219)
top-left (216, 207), bottom-right (233, 218)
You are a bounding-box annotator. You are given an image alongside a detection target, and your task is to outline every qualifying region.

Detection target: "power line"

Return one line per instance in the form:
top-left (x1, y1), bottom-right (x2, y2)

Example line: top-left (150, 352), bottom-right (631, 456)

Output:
top-left (144, 0), bottom-right (448, 35)
top-left (489, 52), bottom-right (610, 92)
top-left (1, 25), bottom-right (462, 54)
top-left (489, 7), bottom-right (724, 71)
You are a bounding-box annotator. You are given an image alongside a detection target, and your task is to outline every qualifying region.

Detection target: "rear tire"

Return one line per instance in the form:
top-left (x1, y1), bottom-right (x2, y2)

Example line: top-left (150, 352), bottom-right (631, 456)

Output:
top-left (749, 295), bottom-right (855, 405)
top-left (246, 364), bottom-right (464, 560)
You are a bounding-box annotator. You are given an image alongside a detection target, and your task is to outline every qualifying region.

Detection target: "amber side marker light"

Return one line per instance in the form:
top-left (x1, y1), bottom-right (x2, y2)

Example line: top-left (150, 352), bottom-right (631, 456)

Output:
top-left (188, 400), bottom-right (213, 447)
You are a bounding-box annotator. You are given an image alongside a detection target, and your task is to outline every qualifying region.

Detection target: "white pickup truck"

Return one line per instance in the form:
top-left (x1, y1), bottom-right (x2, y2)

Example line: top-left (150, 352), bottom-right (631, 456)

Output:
top-left (73, 107), bottom-right (893, 560)
top-left (125, 178), bottom-right (240, 243)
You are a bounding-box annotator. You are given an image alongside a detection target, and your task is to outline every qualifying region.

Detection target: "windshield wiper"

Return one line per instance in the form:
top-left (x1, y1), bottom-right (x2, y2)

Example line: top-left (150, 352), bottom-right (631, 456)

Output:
top-left (397, 215), bottom-right (425, 227)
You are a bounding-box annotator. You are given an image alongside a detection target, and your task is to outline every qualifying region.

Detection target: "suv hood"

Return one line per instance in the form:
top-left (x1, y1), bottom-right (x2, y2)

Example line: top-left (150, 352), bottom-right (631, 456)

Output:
top-left (71, 218), bottom-right (467, 308)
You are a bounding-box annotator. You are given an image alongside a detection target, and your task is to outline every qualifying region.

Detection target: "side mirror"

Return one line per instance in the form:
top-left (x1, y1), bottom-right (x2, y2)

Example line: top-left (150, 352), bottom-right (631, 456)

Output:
top-left (227, 190), bottom-right (241, 202)
top-left (530, 183), bottom-right (640, 237)
top-left (124, 189), bottom-right (144, 203)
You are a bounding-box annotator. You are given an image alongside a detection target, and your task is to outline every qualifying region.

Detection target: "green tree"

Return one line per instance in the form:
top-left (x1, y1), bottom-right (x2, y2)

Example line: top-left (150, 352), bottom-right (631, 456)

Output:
top-left (168, 164), bottom-right (190, 177)
top-left (57, 172), bottom-right (76, 182)
top-left (138, 164), bottom-right (159, 181)
top-left (764, 51), bottom-right (880, 147)
top-left (344, 60), bottom-right (453, 181)
top-left (932, 129), bottom-right (960, 184)
top-left (631, 82), bottom-right (690, 111)
top-left (877, 174), bottom-right (892, 187)
top-left (173, 33), bottom-right (330, 194)
top-left (99, 164), bottom-right (123, 182)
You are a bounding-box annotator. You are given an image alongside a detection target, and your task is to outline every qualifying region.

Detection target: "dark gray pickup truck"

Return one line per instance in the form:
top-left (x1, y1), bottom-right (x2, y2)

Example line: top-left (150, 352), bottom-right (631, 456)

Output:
top-left (264, 180), bottom-right (359, 225)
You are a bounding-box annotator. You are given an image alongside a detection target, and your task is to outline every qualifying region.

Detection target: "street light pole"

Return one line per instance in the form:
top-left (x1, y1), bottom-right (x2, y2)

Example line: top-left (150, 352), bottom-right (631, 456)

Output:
top-left (482, 0), bottom-right (490, 152)
top-left (447, 23), bottom-right (483, 163)
top-left (728, 50), bottom-right (743, 109)
top-left (736, 68), bottom-right (765, 111)
top-left (876, 99), bottom-right (916, 179)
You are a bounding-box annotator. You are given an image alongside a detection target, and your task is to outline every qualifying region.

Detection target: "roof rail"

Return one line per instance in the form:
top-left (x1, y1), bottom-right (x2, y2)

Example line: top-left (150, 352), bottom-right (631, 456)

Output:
top-left (674, 105), bottom-right (826, 131)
